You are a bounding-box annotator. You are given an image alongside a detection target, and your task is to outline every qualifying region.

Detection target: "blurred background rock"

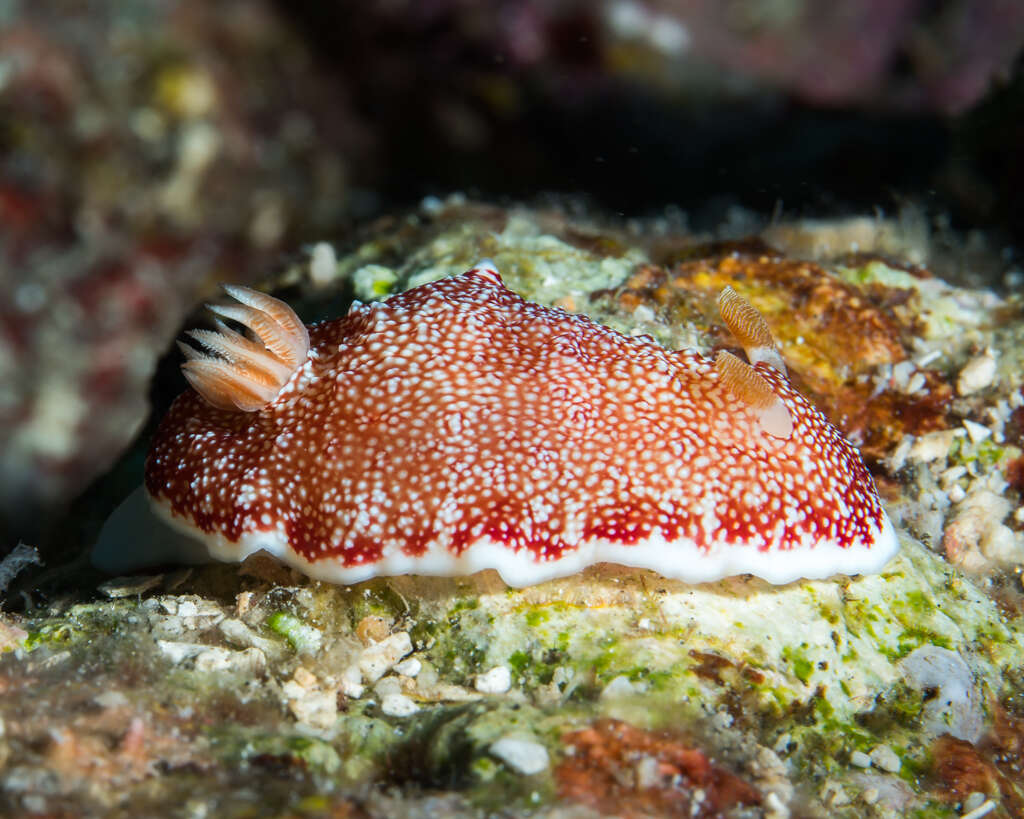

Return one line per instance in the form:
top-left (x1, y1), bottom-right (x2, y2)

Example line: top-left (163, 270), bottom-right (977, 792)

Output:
top-left (2, 0), bottom-right (1022, 549)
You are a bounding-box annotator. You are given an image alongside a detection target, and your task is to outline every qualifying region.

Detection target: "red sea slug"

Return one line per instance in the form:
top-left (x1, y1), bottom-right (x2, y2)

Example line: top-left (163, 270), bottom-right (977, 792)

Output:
top-left (100, 261), bottom-right (899, 586)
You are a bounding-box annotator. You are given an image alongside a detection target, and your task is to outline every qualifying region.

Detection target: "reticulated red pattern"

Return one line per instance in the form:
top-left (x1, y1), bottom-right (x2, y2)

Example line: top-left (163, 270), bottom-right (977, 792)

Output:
top-left (145, 269), bottom-right (886, 568)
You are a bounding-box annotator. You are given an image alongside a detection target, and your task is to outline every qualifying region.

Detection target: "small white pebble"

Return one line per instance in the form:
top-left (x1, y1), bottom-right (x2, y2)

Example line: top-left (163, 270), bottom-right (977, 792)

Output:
top-left (957, 349), bottom-right (997, 395)
top-left (284, 686), bottom-right (337, 730)
top-left (637, 617), bottom-right (651, 629)
top-left (869, 744), bottom-right (901, 773)
top-left (373, 676), bottom-right (403, 697)
top-left (914, 349), bottom-right (942, 367)
top-left (93, 690), bottom-right (130, 709)
top-left (908, 429), bottom-right (960, 464)
top-left (948, 484), bottom-right (967, 504)
top-left (380, 693), bottom-right (419, 717)
top-left (309, 242), bottom-right (337, 286)
top-left (849, 750), bottom-right (871, 768)
top-left (490, 736), bottom-right (550, 775)
top-left (632, 304), bottom-right (655, 323)
top-left (885, 435), bottom-right (915, 472)
top-left (961, 798), bottom-right (997, 819)
top-left (339, 664), bottom-right (365, 699)
top-left (176, 600), bottom-right (199, 618)
top-left (394, 657), bottom-right (422, 677)
top-left (856, 786), bottom-right (880, 806)
top-left (891, 360), bottom-right (915, 390)
top-left (963, 792), bottom-right (988, 812)
top-left (475, 666), bottom-right (512, 694)
top-left (906, 372), bottom-right (926, 394)
top-left (940, 465), bottom-right (969, 485)
top-left (634, 755), bottom-right (661, 788)
top-left (763, 791), bottom-right (790, 819)
top-left (963, 419), bottom-right (992, 444)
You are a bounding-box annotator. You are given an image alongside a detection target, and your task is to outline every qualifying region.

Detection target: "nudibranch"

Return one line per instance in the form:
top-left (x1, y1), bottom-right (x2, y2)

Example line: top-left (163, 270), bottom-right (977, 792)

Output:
top-left (132, 261), bottom-right (898, 587)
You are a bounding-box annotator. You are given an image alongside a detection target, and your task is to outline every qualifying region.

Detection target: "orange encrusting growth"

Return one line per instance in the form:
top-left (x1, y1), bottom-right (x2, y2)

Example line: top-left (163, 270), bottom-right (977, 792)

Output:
top-left (145, 263), bottom-right (897, 587)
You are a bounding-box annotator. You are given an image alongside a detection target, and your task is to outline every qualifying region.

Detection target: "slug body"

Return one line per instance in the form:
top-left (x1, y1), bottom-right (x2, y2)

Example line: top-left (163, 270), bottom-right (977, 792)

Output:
top-left (135, 261), bottom-right (898, 587)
